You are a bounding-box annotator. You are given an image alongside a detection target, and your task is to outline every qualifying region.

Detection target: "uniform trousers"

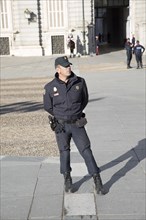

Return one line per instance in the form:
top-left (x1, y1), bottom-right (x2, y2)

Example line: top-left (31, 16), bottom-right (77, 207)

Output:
top-left (55, 123), bottom-right (100, 175)
top-left (126, 51), bottom-right (132, 67)
top-left (135, 54), bottom-right (142, 67)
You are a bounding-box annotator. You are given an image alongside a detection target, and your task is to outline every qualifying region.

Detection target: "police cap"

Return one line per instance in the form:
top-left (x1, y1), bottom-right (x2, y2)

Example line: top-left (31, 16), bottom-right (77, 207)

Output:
top-left (55, 56), bottom-right (72, 68)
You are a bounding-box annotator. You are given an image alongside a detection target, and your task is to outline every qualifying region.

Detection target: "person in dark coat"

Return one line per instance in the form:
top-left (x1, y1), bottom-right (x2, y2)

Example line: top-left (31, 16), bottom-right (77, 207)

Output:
top-left (68, 37), bottom-right (75, 58)
top-left (125, 38), bottom-right (133, 69)
top-left (95, 35), bottom-right (100, 55)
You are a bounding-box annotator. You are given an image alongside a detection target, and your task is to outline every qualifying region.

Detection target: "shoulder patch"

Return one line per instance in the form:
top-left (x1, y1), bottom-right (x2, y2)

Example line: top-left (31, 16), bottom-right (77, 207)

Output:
top-left (76, 85), bottom-right (80, 90)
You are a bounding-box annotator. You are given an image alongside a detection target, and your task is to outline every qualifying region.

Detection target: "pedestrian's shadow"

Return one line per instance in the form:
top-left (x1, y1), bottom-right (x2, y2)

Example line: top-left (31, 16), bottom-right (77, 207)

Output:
top-left (100, 138), bottom-right (146, 193)
top-left (71, 175), bottom-right (91, 193)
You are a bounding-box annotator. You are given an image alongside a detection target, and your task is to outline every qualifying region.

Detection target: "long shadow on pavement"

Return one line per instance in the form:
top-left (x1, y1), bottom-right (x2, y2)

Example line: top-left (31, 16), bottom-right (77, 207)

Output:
top-left (0, 101), bottom-right (43, 115)
top-left (71, 175), bottom-right (92, 193)
top-left (0, 97), bottom-right (106, 115)
top-left (100, 138), bottom-right (146, 193)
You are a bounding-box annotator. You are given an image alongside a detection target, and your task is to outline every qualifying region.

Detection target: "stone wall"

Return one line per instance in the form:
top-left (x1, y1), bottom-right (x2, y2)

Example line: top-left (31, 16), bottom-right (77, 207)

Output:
top-left (130, 0), bottom-right (146, 49)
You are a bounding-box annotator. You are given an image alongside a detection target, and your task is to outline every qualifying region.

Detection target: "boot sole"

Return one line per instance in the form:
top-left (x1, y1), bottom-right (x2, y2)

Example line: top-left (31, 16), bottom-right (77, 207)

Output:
top-left (94, 185), bottom-right (107, 195)
top-left (64, 188), bottom-right (72, 193)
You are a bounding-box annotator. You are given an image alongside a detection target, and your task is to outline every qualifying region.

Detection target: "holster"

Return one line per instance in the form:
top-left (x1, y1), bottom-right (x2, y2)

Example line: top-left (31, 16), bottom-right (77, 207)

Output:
top-left (48, 115), bottom-right (65, 133)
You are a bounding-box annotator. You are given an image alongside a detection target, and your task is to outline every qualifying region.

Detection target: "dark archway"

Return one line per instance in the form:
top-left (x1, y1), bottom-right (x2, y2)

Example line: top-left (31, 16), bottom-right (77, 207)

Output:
top-left (94, 0), bottom-right (129, 47)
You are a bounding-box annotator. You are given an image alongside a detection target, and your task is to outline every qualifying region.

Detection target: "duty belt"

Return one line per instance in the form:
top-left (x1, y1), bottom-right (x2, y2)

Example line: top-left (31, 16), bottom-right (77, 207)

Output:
top-left (58, 119), bottom-right (77, 124)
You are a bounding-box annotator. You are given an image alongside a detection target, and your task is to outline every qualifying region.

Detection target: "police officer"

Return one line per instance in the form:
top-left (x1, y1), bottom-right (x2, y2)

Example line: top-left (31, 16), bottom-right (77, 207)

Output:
top-left (43, 56), bottom-right (106, 195)
top-left (125, 38), bottom-right (133, 69)
top-left (134, 40), bottom-right (145, 69)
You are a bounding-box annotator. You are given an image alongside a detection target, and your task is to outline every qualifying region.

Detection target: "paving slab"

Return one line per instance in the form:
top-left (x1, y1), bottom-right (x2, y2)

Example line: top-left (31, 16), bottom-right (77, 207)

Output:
top-left (63, 193), bottom-right (96, 218)
top-left (38, 163), bottom-right (60, 177)
top-left (95, 192), bottom-right (146, 220)
top-left (29, 195), bottom-right (63, 220)
top-left (1, 163), bottom-right (40, 198)
top-left (70, 163), bottom-right (88, 177)
top-left (35, 176), bottom-right (64, 196)
top-left (71, 176), bottom-right (93, 194)
top-left (0, 196), bottom-right (32, 220)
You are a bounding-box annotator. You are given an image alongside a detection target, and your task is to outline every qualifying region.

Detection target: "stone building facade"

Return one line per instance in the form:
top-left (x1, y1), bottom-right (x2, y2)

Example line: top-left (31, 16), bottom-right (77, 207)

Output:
top-left (0, 0), bottom-right (145, 56)
top-left (129, 0), bottom-right (146, 46)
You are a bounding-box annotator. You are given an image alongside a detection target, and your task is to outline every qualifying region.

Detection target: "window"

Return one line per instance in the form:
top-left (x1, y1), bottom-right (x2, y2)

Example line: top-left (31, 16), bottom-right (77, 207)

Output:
top-left (0, 0), bottom-right (8, 29)
top-left (48, 0), bottom-right (64, 28)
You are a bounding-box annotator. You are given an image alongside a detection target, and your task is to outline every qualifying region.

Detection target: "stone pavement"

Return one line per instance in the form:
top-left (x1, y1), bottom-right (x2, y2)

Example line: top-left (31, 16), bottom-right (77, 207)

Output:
top-left (0, 49), bottom-right (146, 220)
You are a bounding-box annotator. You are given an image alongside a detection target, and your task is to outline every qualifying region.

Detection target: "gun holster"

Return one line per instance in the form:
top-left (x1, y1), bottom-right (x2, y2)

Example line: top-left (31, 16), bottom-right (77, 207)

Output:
top-left (48, 115), bottom-right (65, 133)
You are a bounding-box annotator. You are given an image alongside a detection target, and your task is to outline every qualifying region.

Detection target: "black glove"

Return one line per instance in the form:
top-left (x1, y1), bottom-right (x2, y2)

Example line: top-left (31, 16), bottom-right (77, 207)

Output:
top-left (76, 113), bottom-right (87, 127)
top-left (82, 112), bottom-right (86, 118)
top-left (54, 121), bottom-right (65, 133)
top-left (48, 116), bottom-right (65, 133)
top-left (48, 115), bottom-right (56, 131)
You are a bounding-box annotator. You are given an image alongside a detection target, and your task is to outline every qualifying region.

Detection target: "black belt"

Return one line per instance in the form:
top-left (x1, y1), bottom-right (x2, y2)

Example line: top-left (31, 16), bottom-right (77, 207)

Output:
top-left (58, 119), bottom-right (77, 124)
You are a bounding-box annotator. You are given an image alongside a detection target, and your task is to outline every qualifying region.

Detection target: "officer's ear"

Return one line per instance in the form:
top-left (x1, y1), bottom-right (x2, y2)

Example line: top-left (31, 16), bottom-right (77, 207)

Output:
top-left (56, 65), bottom-right (61, 73)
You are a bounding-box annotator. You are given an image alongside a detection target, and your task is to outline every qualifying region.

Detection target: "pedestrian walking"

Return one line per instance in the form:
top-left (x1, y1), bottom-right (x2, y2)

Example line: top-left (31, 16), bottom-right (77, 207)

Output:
top-left (131, 34), bottom-right (136, 46)
top-left (67, 35), bottom-right (75, 58)
top-left (43, 56), bottom-right (106, 195)
top-left (95, 35), bottom-right (100, 55)
top-left (125, 38), bottom-right (133, 69)
top-left (133, 40), bottom-right (145, 69)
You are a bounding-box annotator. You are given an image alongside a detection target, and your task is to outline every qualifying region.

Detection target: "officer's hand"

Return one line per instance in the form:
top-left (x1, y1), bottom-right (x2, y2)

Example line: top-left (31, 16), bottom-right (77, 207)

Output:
top-left (48, 115), bottom-right (56, 131)
top-left (54, 121), bottom-right (65, 133)
top-left (82, 112), bottom-right (86, 118)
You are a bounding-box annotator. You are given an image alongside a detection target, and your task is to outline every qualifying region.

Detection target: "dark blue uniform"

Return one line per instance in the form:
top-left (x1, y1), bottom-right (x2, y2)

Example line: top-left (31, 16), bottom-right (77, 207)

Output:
top-left (43, 72), bottom-right (100, 175)
top-left (125, 40), bottom-right (133, 68)
top-left (134, 43), bottom-right (145, 68)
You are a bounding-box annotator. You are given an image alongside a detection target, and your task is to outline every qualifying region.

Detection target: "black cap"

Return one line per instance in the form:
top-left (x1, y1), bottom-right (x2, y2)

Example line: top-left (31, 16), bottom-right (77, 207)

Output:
top-left (55, 56), bottom-right (72, 68)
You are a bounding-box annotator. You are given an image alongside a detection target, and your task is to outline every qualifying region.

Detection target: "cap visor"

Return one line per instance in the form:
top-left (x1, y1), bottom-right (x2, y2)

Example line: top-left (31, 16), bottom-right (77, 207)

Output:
top-left (63, 62), bottom-right (72, 67)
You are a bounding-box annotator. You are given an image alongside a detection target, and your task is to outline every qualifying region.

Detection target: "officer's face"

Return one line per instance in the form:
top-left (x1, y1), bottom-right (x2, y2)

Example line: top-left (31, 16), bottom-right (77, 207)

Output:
top-left (57, 65), bottom-right (71, 79)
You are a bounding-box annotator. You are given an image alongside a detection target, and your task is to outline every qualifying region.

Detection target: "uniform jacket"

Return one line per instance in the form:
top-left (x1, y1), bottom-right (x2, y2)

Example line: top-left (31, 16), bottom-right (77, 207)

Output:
top-left (43, 72), bottom-right (88, 120)
top-left (134, 44), bottom-right (145, 55)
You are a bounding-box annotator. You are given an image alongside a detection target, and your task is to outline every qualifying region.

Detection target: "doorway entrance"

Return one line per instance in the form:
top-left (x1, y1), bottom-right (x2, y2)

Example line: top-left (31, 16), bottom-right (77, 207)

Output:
top-left (94, 0), bottom-right (129, 47)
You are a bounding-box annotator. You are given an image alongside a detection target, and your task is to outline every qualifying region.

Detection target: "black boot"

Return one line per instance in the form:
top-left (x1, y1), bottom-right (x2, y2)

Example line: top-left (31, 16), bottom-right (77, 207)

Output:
top-left (64, 172), bottom-right (72, 193)
top-left (93, 173), bottom-right (107, 195)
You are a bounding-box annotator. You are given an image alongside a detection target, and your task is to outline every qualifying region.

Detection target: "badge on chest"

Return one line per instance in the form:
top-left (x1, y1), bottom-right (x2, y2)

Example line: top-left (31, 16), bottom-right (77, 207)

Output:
top-left (53, 87), bottom-right (59, 96)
